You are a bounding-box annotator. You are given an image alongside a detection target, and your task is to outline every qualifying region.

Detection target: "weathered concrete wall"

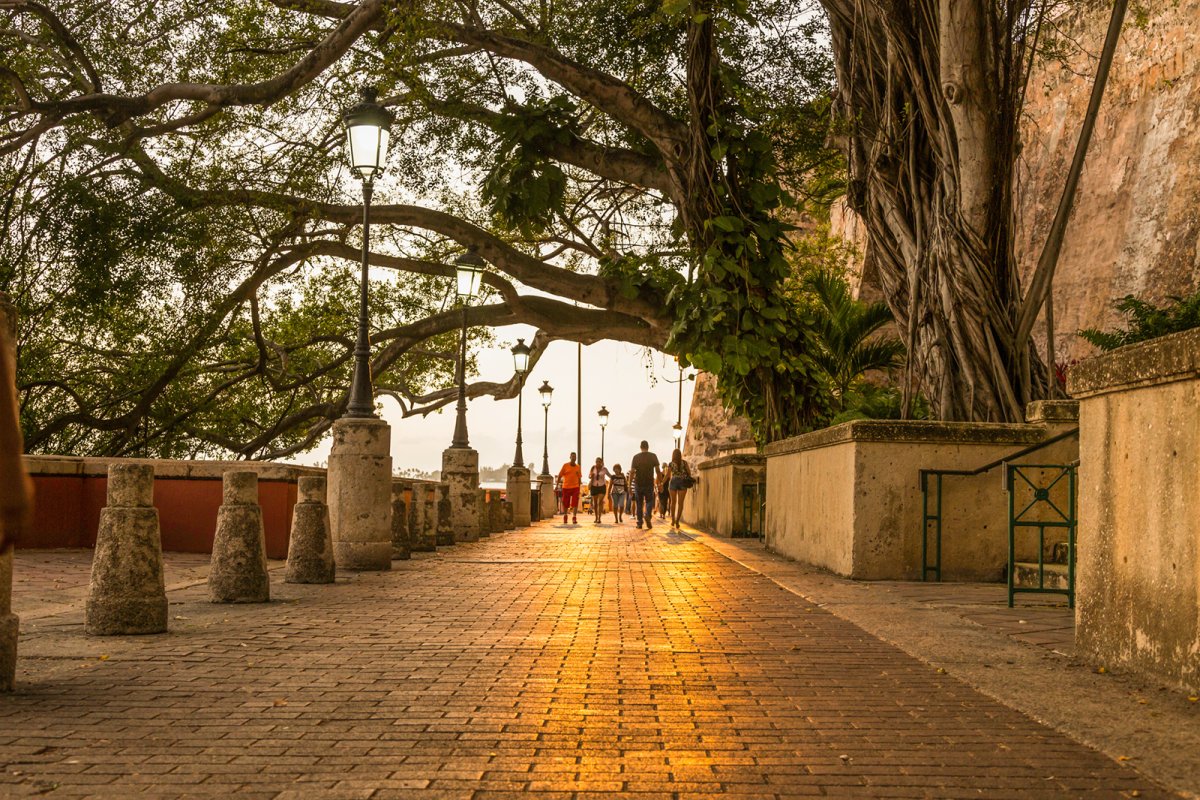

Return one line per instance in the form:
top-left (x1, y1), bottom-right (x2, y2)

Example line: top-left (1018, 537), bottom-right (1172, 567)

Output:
top-left (1069, 328), bottom-right (1200, 693)
top-left (682, 372), bottom-right (754, 464)
top-left (764, 410), bottom-right (1079, 581)
top-left (687, 454), bottom-right (765, 538)
top-left (1017, 0), bottom-right (1200, 366)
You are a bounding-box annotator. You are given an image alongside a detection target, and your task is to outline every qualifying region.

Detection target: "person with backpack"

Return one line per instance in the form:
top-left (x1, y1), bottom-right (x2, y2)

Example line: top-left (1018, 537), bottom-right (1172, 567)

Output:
top-left (629, 440), bottom-right (661, 530)
top-left (608, 465), bottom-right (628, 524)
top-left (664, 448), bottom-right (697, 530)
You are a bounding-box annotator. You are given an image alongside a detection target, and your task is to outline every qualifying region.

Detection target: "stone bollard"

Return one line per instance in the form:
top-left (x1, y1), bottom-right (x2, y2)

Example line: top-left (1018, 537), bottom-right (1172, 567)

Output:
top-left (327, 417), bottom-right (393, 571)
top-left (477, 490), bottom-right (490, 538)
top-left (85, 463), bottom-right (168, 635)
top-left (209, 471), bottom-right (270, 603)
top-left (418, 484), bottom-right (437, 552)
top-left (488, 492), bottom-right (505, 535)
top-left (442, 447), bottom-right (482, 542)
top-left (407, 483), bottom-right (425, 551)
top-left (391, 481), bottom-right (411, 560)
top-left (506, 466), bottom-right (532, 527)
top-left (502, 500), bottom-right (515, 530)
top-left (537, 474), bottom-right (556, 521)
top-left (284, 476), bottom-right (335, 584)
top-left (435, 483), bottom-right (454, 547)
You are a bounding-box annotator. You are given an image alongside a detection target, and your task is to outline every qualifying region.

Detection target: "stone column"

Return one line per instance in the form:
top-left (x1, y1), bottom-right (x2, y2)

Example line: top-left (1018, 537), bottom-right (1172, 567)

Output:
top-left (537, 474), bottom-right (556, 521)
top-left (284, 476), bottom-right (335, 584)
top-left (418, 484), bottom-right (437, 552)
top-left (327, 417), bottom-right (392, 571)
top-left (441, 447), bottom-right (481, 542)
top-left (477, 490), bottom-right (489, 538)
top-left (209, 471), bottom-right (270, 603)
top-left (506, 466), bottom-right (532, 527)
top-left (435, 483), bottom-right (454, 546)
top-left (85, 463), bottom-right (168, 635)
top-left (502, 500), bottom-right (515, 530)
top-left (390, 480), bottom-right (410, 560)
top-left (488, 492), bottom-right (504, 535)
top-left (407, 483), bottom-right (425, 550)
top-left (0, 294), bottom-right (18, 688)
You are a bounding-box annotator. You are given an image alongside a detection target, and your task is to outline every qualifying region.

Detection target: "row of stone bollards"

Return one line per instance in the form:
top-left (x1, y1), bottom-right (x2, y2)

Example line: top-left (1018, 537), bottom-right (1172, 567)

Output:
top-left (81, 464), bottom-right (518, 636)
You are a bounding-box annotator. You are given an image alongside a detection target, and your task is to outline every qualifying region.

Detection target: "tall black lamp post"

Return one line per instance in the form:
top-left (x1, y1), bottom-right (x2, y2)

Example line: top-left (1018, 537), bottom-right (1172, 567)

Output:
top-left (511, 339), bottom-right (531, 467)
top-left (598, 406), bottom-right (609, 461)
top-left (539, 381), bottom-right (554, 476)
top-left (450, 250), bottom-right (485, 448)
top-left (341, 87), bottom-right (393, 419)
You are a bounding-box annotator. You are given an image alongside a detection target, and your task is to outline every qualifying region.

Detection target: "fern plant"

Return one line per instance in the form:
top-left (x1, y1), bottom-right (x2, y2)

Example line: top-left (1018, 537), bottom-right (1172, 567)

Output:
top-left (1079, 290), bottom-right (1200, 351)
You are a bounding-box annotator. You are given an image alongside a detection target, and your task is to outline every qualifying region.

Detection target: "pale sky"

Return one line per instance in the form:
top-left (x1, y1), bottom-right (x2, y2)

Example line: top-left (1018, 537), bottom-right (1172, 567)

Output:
top-left (293, 325), bottom-right (695, 474)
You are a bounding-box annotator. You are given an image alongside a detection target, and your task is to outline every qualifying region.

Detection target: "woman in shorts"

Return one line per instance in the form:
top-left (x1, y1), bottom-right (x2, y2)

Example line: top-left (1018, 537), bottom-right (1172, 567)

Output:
top-left (587, 457), bottom-right (611, 523)
top-left (664, 448), bottom-right (695, 530)
top-left (608, 465), bottom-right (628, 524)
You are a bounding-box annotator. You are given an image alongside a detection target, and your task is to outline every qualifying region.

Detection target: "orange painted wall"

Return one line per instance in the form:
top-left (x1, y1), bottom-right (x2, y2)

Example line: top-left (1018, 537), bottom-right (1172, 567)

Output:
top-left (25, 475), bottom-right (296, 559)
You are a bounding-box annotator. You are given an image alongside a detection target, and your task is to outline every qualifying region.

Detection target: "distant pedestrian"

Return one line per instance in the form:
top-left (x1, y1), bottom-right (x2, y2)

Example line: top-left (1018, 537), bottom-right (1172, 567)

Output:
top-left (556, 452), bottom-right (582, 525)
top-left (657, 469), bottom-right (670, 521)
top-left (630, 441), bottom-right (661, 530)
top-left (608, 465), bottom-right (628, 524)
top-left (588, 457), bottom-right (611, 524)
top-left (665, 448), bottom-right (696, 530)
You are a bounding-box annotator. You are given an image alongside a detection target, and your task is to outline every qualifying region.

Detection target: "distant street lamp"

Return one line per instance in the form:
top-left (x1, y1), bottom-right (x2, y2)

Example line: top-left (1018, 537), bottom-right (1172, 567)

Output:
top-left (511, 338), bottom-right (532, 466)
top-left (450, 249), bottom-right (485, 448)
top-left (539, 381), bottom-right (554, 477)
top-left (341, 87), bottom-right (393, 418)
top-left (673, 421), bottom-right (683, 451)
top-left (598, 405), bottom-right (609, 461)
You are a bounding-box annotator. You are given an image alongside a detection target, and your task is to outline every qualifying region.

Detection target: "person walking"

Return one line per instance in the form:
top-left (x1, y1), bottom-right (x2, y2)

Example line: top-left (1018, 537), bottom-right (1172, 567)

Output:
top-left (556, 452), bottom-right (582, 525)
top-left (656, 468), bottom-right (670, 521)
top-left (587, 457), bottom-right (611, 524)
top-left (664, 448), bottom-right (696, 530)
top-left (608, 465), bottom-right (628, 524)
top-left (629, 440), bottom-right (661, 530)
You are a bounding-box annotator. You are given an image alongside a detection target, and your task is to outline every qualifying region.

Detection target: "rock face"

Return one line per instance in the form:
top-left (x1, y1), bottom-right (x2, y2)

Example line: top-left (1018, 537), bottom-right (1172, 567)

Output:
top-left (682, 372), bottom-right (754, 464)
top-left (85, 463), bottom-right (168, 635)
top-left (209, 471), bottom-right (270, 603)
top-left (284, 476), bottom-right (335, 584)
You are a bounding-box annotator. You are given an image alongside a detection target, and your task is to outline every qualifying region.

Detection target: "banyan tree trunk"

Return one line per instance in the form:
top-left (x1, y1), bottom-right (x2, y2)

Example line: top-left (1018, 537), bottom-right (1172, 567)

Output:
top-left (824, 0), bottom-right (1050, 421)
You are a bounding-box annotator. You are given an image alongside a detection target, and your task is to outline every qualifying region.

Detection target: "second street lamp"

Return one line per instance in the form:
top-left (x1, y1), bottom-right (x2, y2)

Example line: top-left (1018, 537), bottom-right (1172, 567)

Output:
top-left (598, 405), bottom-right (609, 462)
top-left (450, 249), bottom-right (485, 448)
top-left (511, 338), bottom-right (531, 467)
top-left (539, 381), bottom-right (554, 477)
top-left (341, 87), bottom-right (393, 418)
top-left (673, 421), bottom-right (683, 451)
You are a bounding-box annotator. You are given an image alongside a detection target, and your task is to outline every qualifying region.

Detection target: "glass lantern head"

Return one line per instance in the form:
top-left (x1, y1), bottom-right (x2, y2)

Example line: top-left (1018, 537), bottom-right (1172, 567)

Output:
top-left (342, 87), bottom-right (393, 181)
top-left (454, 249), bottom-right (485, 302)
top-left (598, 406), bottom-right (609, 428)
top-left (539, 380), bottom-right (554, 408)
top-left (511, 338), bottom-right (532, 376)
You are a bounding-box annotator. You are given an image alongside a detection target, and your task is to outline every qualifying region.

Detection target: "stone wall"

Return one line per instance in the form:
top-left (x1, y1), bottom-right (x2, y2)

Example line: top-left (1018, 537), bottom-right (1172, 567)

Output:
top-left (681, 372), bottom-right (753, 463)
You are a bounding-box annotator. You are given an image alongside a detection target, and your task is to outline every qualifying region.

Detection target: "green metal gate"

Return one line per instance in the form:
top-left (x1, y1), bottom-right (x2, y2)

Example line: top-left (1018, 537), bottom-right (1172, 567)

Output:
top-left (1006, 463), bottom-right (1077, 608)
top-left (737, 481), bottom-right (766, 538)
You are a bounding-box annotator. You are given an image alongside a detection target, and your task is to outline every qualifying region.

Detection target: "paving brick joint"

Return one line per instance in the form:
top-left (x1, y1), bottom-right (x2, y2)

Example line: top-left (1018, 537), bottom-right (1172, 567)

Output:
top-left (1, 521), bottom-right (1166, 799)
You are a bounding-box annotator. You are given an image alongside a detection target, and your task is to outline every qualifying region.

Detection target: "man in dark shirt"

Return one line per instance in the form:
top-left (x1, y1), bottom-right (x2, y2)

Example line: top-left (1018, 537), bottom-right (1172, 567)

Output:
top-left (629, 440), bottom-right (661, 530)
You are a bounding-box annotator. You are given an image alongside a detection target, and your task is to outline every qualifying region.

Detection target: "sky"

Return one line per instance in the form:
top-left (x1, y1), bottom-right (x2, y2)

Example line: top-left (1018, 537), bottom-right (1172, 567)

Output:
top-left (291, 322), bottom-right (695, 474)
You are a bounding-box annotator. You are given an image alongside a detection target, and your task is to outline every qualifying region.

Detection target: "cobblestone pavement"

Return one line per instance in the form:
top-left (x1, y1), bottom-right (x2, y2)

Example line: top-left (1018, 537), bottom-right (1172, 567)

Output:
top-left (1, 523), bottom-right (1168, 799)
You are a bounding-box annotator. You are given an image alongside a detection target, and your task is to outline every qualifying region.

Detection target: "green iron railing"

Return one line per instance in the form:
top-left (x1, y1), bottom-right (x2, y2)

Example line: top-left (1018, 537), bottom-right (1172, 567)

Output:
top-left (737, 481), bottom-right (766, 538)
top-left (1006, 463), bottom-right (1077, 608)
top-left (919, 427), bottom-right (1079, 583)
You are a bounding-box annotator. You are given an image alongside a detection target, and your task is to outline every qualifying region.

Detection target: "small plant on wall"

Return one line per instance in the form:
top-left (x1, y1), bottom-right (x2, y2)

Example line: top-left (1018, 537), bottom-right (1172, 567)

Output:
top-left (1079, 290), bottom-right (1200, 351)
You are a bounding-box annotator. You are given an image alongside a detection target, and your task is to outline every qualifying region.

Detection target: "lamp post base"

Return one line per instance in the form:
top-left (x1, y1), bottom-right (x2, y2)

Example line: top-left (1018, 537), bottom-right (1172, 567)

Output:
top-left (441, 447), bottom-right (482, 542)
top-left (328, 417), bottom-right (393, 571)
top-left (506, 466), bottom-right (532, 527)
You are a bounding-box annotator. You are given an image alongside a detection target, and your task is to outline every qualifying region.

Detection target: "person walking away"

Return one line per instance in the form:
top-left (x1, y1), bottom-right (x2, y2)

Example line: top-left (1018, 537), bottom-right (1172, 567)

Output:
top-left (656, 468), bottom-right (670, 521)
top-left (629, 441), bottom-right (661, 530)
top-left (608, 465), bottom-right (628, 524)
top-left (665, 448), bottom-right (696, 530)
top-left (556, 452), bottom-right (582, 525)
top-left (588, 457), bottom-right (611, 524)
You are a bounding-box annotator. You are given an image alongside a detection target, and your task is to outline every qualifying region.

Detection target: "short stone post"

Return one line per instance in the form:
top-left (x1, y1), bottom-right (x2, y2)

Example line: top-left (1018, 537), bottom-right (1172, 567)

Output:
top-left (417, 484), bottom-right (437, 552)
top-left (85, 463), bottom-right (168, 635)
top-left (502, 500), bottom-right (515, 530)
top-left (506, 466), bottom-right (531, 527)
top-left (435, 483), bottom-right (454, 546)
top-left (391, 480), bottom-right (410, 560)
top-left (327, 417), bottom-right (392, 571)
top-left (0, 293), bottom-right (19, 687)
top-left (209, 471), bottom-right (270, 603)
top-left (442, 447), bottom-right (482, 542)
top-left (407, 483), bottom-right (426, 551)
top-left (477, 490), bottom-right (490, 538)
top-left (538, 474), bottom-right (556, 520)
top-left (284, 476), bottom-right (335, 584)
top-left (488, 492), bottom-right (504, 535)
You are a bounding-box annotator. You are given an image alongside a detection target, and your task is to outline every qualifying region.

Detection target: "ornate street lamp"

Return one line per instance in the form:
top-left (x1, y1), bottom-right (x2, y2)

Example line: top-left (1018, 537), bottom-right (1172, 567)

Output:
top-left (539, 381), bottom-right (554, 476)
top-left (511, 338), bottom-right (532, 466)
top-left (598, 405), bottom-right (609, 461)
top-left (673, 421), bottom-right (683, 451)
top-left (450, 249), bottom-right (485, 448)
top-left (341, 87), bottom-right (393, 418)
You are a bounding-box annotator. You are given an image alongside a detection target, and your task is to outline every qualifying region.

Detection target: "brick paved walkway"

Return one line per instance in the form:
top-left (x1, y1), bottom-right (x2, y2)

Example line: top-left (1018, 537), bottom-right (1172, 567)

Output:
top-left (1, 523), bottom-right (1165, 798)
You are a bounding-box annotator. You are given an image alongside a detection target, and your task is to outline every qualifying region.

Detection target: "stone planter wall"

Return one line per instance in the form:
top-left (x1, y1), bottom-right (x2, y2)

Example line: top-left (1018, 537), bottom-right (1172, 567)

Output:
top-left (1068, 327), bottom-right (1200, 693)
top-left (763, 405), bottom-right (1079, 581)
top-left (685, 453), bottom-right (765, 537)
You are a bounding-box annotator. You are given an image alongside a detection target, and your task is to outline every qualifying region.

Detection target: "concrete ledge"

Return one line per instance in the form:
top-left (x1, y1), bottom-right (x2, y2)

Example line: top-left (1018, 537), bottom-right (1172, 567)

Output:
top-left (696, 453), bottom-right (765, 471)
top-left (1068, 327), bottom-right (1200, 398)
top-left (24, 455), bottom-right (323, 481)
top-left (764, 419), bottom-right (1046, 458)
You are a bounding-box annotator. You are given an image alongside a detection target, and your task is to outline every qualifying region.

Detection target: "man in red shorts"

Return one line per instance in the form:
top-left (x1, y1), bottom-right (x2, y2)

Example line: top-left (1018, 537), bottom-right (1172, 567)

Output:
top-left (556, 452), bottom-right (582, 525)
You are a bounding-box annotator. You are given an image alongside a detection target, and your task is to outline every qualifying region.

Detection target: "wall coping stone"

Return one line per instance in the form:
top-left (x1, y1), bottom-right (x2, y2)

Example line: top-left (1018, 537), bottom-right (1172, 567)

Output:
top-left (1067, 327), bottom-right (1200, 399)
top-left (1025, 399), bottom-right (1080, 423)
top-left (763, 419), bottom-right (1047, 458)
top-left (697, 453), bottom-right (766, 471)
